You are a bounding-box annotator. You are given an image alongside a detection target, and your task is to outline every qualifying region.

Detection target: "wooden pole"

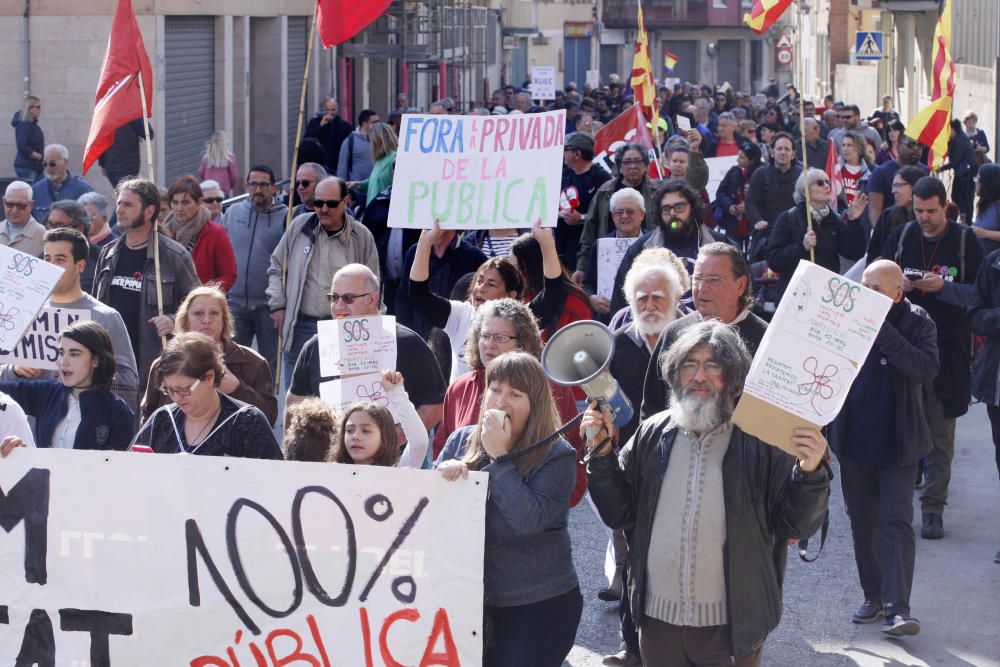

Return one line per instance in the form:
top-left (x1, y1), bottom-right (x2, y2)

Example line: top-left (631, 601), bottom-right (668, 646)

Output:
top-left (796, 2), bottom-right (815, 263)
top-left (137, 68), bottom-right (167, 346)
top-left (276, 10), bottom-right (318, 389)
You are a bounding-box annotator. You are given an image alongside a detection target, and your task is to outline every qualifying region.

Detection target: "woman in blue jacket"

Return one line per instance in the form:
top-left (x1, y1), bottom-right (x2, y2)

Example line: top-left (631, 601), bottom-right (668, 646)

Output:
top-left (436, 351), bottom-right (581, 667)
top-left (0, 321), bottom-right (134, 450)
top-left (10, 95), bottom-right (44, 182)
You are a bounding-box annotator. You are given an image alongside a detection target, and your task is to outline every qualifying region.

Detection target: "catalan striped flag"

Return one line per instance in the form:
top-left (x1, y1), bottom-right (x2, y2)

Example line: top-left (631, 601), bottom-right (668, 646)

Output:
top-left (629, 2), bottom-right (658, 124)
top-left (743, 0), bottom-right (794, 34)
top-left (905, 0), bottom-right (955, 170)
top-left (663, 50), bottom-right (679, 73)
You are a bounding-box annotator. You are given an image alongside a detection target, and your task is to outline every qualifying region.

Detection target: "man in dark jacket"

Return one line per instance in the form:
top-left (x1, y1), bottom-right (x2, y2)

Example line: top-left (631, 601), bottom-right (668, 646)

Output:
top-left (968, 247), bottom-right (1000, 564)
top-left (303, 98), bottom-right (353, 175)
top-left (745, 132), bottom-right (801, 262)
top-left (831, 260), bottom-right (938, 637)
top-left (585, 321), bottom-right (830, 665)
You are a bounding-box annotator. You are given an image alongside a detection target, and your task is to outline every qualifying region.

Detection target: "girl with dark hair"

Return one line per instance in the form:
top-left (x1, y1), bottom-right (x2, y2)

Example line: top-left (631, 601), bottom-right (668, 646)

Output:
top-left (973, 163), bottom-right (1000, 255)
top-left (877, 119), bottom-right (906, 165)
top-left (0, 320), bottom-right (134, 450)
top-left (867, 165), bottom-right (926, 264)
top-left (437, 351), bottom-right (582, 667)
top-left (131, 332), bottom-right (281, 458)
top-left (329, 370), bottom-right (428, 468)
top-left (715, 141), bottom-right (763, 250)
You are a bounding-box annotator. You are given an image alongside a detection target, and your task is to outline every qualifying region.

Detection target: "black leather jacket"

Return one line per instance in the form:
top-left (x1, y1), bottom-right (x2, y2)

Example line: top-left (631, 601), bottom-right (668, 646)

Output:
top-left (587, 413), bottom-right (830, 660)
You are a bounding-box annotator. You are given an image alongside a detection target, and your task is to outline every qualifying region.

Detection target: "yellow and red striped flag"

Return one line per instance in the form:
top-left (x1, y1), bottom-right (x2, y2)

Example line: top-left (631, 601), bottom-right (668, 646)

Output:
top-left (743, 0), bottom-right (794, 34)
top-left (629, 3), bottom-right (658, 123)
top-left (905, 0), bottom-right (955, 170)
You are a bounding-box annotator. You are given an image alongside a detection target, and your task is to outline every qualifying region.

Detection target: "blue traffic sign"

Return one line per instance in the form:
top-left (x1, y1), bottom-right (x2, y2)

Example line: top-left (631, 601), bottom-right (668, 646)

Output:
top-left (855, 31), bottom-right (883, 61)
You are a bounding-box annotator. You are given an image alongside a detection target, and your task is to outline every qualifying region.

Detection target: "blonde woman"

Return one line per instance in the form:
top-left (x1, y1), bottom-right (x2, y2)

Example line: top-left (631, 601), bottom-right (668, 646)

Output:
top-left (347, 122), bottom-right (397, 206)
top-left (197, 130), bottom-right (239, 196)
top-left (12, 95), bottom-right (44, 181)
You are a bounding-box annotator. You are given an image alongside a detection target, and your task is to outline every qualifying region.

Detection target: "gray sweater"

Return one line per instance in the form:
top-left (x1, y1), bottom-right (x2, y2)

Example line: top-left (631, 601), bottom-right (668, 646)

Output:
top-left (223, 199), bottom-right (288, 308)
top-left (336, 130), bottom-right (373, 182)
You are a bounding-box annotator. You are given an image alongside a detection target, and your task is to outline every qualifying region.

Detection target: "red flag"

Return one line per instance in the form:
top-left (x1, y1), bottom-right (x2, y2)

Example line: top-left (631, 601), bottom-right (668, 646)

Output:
top-left (825, 137), bottom-right (842, 203)
top-left (82, 0), bottom-right (152, 174)
top-left (743, 0), bottom-right (794, 35)
top-left (316, 0), bottom-right (392, 47)
top-left (593, 105), bottom-right (659, 176)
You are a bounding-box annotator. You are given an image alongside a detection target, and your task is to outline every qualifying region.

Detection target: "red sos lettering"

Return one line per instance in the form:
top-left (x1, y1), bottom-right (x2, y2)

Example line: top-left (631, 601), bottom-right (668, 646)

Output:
top-left (821, 277), bottom-right (858, 313)
top-left (343, 319), bottom-right (371, 343)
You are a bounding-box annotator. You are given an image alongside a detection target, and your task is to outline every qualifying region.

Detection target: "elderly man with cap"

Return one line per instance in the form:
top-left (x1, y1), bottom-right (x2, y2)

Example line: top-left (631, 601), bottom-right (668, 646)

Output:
top-left (830, 260), bottom-right (937, 637)
top-left (558, 132), bottom-right (611, 269)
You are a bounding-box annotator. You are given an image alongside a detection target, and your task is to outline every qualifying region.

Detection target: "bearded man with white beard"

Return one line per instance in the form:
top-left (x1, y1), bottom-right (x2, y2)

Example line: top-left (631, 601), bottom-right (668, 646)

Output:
top-left (585, 321), bottom-right (831, 666)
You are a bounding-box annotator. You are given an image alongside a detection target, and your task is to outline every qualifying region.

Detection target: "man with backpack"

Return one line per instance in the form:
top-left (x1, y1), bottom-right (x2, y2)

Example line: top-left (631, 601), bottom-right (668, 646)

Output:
top-left (880, 176), bottom-right (984, 539)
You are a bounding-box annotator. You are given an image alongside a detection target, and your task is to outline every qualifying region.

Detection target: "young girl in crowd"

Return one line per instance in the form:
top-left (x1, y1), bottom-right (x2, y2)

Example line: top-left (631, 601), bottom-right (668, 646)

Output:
top-left (283, 398), bottom-right (339, 462)
top-left (0, 321), bottom-right (134, 450)
top-left (329, 370), bottom-right (428, 468)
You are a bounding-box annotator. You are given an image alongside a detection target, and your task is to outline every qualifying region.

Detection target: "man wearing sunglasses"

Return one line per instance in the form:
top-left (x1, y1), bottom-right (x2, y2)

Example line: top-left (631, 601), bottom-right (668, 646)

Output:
top-left (31, 143), bottom-right (93, 222)
top-left (266, 176), bottom-right (378, 390)
top-left (285, 263), bottom-right (445, 432)
top-left (866, 131), bottom-right (928, 227)
top-left (829, 105), bottom-right (881, 158)
top-left (0, 180), bottom-right (45, 256)
top-left (223, 165), bottom-right (287, 376)
top-left (291, 162), bottom-right (328, 217)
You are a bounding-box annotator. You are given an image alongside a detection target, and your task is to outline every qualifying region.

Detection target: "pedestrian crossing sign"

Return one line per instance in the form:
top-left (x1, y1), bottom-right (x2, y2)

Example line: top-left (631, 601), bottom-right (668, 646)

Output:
top-left (855, 31), bottom-right (883, 61)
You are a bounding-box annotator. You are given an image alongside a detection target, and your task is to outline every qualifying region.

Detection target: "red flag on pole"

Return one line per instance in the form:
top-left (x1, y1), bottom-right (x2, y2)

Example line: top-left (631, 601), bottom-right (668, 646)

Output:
top-left (82, 0), bottom-right (153, 174)
top-left (316, 0), bottom-right (392, 47)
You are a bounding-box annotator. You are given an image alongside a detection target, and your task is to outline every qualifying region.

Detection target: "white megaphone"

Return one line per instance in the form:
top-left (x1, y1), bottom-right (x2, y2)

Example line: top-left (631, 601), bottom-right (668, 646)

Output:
top-left (541, 320), bottom-right (633, 437)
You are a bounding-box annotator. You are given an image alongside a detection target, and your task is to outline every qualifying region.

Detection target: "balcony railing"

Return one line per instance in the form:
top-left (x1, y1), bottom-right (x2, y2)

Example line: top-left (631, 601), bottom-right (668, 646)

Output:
top-left (603, 0), bottom-right (748, 29)
top-left (501, 0), bottom-right (537, 33)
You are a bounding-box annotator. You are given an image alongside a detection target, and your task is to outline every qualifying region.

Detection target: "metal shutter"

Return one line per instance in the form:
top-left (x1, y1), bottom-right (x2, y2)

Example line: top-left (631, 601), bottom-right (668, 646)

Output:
top-left (164, 16), bottom-right (216, 183)
top-left (287, 16), bottom-right (309, 165)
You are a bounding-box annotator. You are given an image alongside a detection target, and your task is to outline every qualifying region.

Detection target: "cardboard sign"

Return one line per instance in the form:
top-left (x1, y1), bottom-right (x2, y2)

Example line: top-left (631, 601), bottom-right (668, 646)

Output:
top-left (0, 448), bottom-right (488, 665)
top-left (0, 307), bottom-right (90, 369)
top-left (320, 371), bottom-right (389, 412)
top-left (530, 66), bottom-right (556, 101)
top-left (704, 155), bottom-right (740, 202)
top-left (0, 245), bottom-right (64, 351)
top-left (733, 260), bottom-right (891, 453)
top-left (585, 69), bottom-right (601, 89)
top-left (318, 316), bottom-right (397, 377)
top-left (597, 237), bottom-right (640, 299)
top-left (389, 111), bottom-right (565, 229)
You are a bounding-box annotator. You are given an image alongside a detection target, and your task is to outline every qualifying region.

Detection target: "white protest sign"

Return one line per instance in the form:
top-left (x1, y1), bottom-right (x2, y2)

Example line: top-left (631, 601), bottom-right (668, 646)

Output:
top-left (320, 371), bottom-right (389, 411)
top-left (597, 237), bottom-right (640, 299)
top-left (733, 260), bottom-right (892, 453)
top-left (530, 66), bottom-right (556, 100)
top-left (0, 245), bottom-right (64, 350)
top-left (586, 69), bottom-right (601, 89)
top-left (318, 315), bottom-right (397, 377)
top-left (0, 307), bottom-right (90, 369)
top-left (704, 155), bottom-right (740, 202)
top-left (389, 111), bottom-right (565, 229)
top-left (0, 448), bottom-right (487, 665)
top-left (675, 115), bottom-right (691, 132)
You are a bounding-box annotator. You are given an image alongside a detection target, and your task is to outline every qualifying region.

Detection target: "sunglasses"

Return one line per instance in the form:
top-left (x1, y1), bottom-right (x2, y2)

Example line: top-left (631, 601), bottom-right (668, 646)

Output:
top-left (812, 178), bottom-right (831, 186)
top-left (43, 160), bottom-right (62, 168)
top-left (314, 199), bottom-right (342, 210)
top-left (326, 291), bottom-right (372, 304)
top-left (296, 180), bottom-right (313, 188)
top-left (3, 201), bottom-right (29, 210)
top-left (203, 197), bottom-right (224, 204)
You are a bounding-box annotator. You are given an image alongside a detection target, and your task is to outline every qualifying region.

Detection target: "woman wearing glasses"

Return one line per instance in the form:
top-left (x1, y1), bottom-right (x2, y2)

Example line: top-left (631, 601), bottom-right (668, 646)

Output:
top-left (11, 96), bottom-right (44, 182)
top-left (766, 168), bottom-right (868, 300)
top-left (0, 321), bottom-right (134, 450)
top-left (141, 286), bottom-right (277, 425)
top-left (132, 332), bottom-right (281, 458)
top-left (162, 175), bottom-right (238, 291)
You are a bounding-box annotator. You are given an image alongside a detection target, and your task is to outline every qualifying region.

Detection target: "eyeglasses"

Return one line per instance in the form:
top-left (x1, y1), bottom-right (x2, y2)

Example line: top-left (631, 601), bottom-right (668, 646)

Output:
top-left (890, 182), bottom-right (910, 190)
top-left (612, 208), bottom-right (642, 216)
top-left (327, 291), bottom-right (373, 304)
top-left (43, 160), bottom-right (62, 168)
top-left (680, 360), bottom-right (724, 377)
top-left (691, 275), bottom-right (728, 287)
top-left (159, 377), bottom-right (201, 399)
top-left (660, 202), bottom-right (690, 215)
top-left (296, 180), bottom-right (313, 188)
top-left (3, 200), bottom-right (29, 210)
top-left (811, 178), bottom-right (831, 187)
top-left (314, 199), bottom-right (342, 210)
top-left (246, 181), bottom-right (272, 189)
top-left (203, 197), bottom-right (224, 204)
top-left (620, 158), bottom-right (645, 166)
top-left (480, 332), bottom-right (519, 344)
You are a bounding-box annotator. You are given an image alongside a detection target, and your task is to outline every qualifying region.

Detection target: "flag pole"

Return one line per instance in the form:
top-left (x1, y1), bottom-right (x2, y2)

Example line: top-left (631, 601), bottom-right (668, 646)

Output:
top-left (137, 67), bottom-right (166, 346)
top-left (276, 9), bottom-right (318, 389)
top-left (796, 2), bottom-right (815, 263)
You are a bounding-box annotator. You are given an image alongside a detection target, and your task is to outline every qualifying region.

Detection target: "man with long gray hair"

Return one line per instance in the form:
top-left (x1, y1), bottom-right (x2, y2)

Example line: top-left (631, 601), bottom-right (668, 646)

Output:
top-left (585, 320), bottom-right (830, 666)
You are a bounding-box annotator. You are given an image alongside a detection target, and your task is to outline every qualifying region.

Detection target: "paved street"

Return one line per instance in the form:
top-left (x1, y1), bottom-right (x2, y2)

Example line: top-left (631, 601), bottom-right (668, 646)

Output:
top-left (566, 404), bottom-right (1000, 666)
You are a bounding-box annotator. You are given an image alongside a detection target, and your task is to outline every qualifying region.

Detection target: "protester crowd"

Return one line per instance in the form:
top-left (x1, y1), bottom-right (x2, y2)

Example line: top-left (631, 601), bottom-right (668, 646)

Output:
top-left (3, 75), bottom-right (1000, 667)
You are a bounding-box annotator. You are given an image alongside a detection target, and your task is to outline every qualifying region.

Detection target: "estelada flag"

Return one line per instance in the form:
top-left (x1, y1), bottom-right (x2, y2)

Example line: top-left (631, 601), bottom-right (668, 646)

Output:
top-left (82, 0), bottom-right (152, 174)
top-left (663, 50), bottom-right (679, 73)
top-left (317, 0), bottom-right (392, 47)
top-left (743, 0), bottom-right (794, 34)
top-left (905, 0), bottom-right (955, 170)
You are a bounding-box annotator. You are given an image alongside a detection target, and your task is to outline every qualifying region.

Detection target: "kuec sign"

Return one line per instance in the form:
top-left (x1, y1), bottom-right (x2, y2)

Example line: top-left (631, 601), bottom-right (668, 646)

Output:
top-left (0, 450), bottom-right (487, 666)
